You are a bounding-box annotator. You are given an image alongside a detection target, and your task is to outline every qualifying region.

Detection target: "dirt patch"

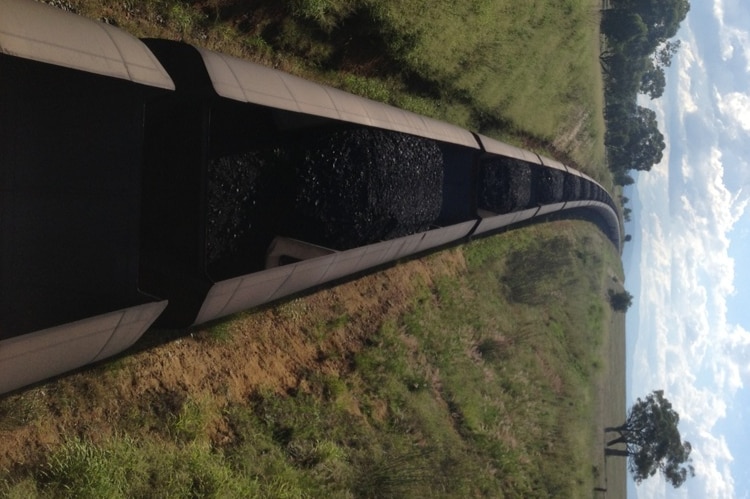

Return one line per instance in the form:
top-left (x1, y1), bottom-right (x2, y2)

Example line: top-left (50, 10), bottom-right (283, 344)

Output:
top-left (0, 248), bottom-right (466, 471)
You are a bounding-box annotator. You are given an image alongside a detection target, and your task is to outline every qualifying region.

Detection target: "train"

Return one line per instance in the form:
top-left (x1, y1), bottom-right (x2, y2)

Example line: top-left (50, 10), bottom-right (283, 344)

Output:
top-left (0, 0), bottom-right (621, 395)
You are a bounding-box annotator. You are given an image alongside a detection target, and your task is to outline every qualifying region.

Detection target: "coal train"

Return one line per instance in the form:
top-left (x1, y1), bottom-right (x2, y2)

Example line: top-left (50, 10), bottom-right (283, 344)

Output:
top-left (0, 0), bottom-right (621, 394)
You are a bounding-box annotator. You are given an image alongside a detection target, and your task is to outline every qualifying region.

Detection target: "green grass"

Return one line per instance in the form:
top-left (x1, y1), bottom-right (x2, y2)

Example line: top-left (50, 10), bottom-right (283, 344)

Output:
top-left (287, 0), bottom-right (607, 171)
top-left (35, 436), bottom-right (257, 498)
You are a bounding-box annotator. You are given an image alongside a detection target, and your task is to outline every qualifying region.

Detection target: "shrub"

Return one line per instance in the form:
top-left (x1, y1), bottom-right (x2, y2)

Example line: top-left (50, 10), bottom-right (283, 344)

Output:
top-left (608, 289), bottom-right (633, 312)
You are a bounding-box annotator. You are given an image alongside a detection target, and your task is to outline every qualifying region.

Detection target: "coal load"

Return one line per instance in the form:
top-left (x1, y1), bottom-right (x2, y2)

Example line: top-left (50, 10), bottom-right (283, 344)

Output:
top-left (580, 179), bottom-right (592, 200)
top-left (536, 168), bottom-right (564, 204)
top-left (289, 128), bottom-right (444, 249)
top-left (478, 157), bottom-right (532, 214)
top-left (563, 173), bottom-right (581, 201)
top-left (206, 152), bottom-right (264, 263)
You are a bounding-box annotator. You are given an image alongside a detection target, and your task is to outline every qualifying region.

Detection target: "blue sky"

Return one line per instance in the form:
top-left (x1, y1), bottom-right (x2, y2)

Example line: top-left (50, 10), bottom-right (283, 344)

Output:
top-left (625, 0), bottom-right (750, 497)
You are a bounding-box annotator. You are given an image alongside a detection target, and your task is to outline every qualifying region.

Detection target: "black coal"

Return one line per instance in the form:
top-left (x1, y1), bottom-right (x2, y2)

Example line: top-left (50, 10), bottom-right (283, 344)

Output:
top-left (478, 157), bottom-right (532, 213)
top-left (206, 127), bottom-right (445, 268)
top-left (536, 168), bottom-right (564, 204)
top-left (563, 173), bottom-right (581, 201)
top-left (287, 128), bottom-right (444, 249)
top-left (206, 151), bottom-right (265, 264)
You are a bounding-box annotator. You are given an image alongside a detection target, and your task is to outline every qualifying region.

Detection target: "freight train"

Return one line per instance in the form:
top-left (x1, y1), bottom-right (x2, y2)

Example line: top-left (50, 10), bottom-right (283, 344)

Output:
top-left (0, 0), bottom-right (621, 394)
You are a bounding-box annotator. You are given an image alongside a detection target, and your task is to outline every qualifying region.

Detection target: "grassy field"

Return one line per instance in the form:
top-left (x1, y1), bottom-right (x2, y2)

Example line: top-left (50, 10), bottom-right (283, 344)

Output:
top-left (0, 1), bottom-right (626, 497)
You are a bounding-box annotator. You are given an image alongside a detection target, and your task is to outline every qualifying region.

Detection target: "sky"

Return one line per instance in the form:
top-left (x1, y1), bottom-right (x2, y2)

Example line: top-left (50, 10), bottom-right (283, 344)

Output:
top-left (625, 0), bottom-right (750, 497)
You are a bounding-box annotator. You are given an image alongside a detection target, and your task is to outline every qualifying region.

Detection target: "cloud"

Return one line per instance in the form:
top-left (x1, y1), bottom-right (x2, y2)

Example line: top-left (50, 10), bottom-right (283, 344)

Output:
top-left (716, 91), bottom-right (750, 135)
top-left (690, 432), bottom-right (735, 498)
top-left (713, 0), bottom-right (750, 70)
top-left (632, 11), bottom-right (750, 493)
top-left (718, 324), bottom-right (750, 391)
top-left (675, 42), bottom-right (699, 114)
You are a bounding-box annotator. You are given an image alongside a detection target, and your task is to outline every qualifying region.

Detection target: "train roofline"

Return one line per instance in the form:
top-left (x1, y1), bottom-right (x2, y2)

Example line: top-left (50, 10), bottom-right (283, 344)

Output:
top-left (0, 0), bottom-right (174, 89)
top-left (187, 44), bottom-right (479, 148)
top-left (0, 301), bottom-right (167, 395)
top-left (474, 134), bottom-right (541, 164)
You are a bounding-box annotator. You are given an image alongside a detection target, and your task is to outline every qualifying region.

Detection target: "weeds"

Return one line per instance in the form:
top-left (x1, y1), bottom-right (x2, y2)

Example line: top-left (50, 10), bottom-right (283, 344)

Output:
top-left (341, 74), bottom-right (391, 102)
top-left (289, 0), bottom-right (355, 32)
top-left (32, 436), bottom-right (256, 498)
top-left (276, 298), bottom-right (311, 324)
top-left (0, 389), bottom-right (45, 431)
top-left (475, 336), bottom-right (512, 362)
top-left (501, 235), bottom-right (575, 305)
top-left (353, 448), bottom-right (434, 498)
top-left (168, 397), bottom-right (209, 443)
top-left (202, 317), bottom-right (235, 344)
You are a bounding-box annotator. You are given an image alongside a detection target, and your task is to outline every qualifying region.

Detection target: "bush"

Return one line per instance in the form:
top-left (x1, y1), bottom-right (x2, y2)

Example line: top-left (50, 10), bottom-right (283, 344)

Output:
top-left (608, 289), bottom-right (633, 312)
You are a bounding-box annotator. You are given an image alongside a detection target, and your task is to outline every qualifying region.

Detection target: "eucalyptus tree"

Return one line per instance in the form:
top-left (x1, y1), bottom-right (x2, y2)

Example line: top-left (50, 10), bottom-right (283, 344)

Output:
top-left (605, 390), bottom-right (695, 488)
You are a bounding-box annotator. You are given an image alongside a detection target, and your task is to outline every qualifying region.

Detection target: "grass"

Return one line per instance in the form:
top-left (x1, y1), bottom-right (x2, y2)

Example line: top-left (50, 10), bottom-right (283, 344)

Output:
top-left (0, 222), bottom-right (623, 498)
top-left (0, 388), bottom-right (45, 432)
top-left (35, 436), bottom-right (257, 498)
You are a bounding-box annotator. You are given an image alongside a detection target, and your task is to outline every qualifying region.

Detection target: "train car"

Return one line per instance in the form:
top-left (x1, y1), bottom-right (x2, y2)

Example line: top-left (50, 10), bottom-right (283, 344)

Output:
top-left (137, 38), bottom-right (483, 327)
top-left (0, 0), bottom-right (176, 394)
top-left (0, 0), bottom-right (621, 395)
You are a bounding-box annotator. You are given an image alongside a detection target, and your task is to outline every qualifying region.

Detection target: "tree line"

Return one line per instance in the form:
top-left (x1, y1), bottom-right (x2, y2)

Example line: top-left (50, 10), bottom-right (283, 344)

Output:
top-left (601, 0), bottom-right (690, 185)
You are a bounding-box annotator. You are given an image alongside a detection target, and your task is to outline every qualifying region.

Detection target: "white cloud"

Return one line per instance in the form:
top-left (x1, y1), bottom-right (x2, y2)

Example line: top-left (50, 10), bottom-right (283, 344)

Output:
top-left (690, 432), bottom-right (735, 498)
top-left (675, 42), bottom-right (699, 114)
top-left (713, 0), bottom-right (750, 70)
top-left (713, 0), bottom-right (725, 26)
top-left (629, 2), bottom-right (750, 496)
top-left (716, 91), bottom-right (750, 135)
top-left (633, 48), bottom-right (748, 497)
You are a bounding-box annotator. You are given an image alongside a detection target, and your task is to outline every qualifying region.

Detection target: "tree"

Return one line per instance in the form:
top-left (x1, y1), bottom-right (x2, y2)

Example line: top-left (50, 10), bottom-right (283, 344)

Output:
top-left (601, 9), bottom-right (647, 45)
top-left (656, 40), bottom-right (681, 67)
top-left (614, 172), bottom-right (635, 186)
top-left (641, 40), bottom-right (681, 99)
top-left (608, 289), bottom-right (633, 312)
top-left (605, 390), bottom-right (695, 488)
top-left (640, 63), bottom-right (666, 99)
top-left (612, 0), bottom-right (690, 47)
top-left (601, 0), bottom-right (689, 179)
top-left (618, 105), bottom-right (665, 171)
